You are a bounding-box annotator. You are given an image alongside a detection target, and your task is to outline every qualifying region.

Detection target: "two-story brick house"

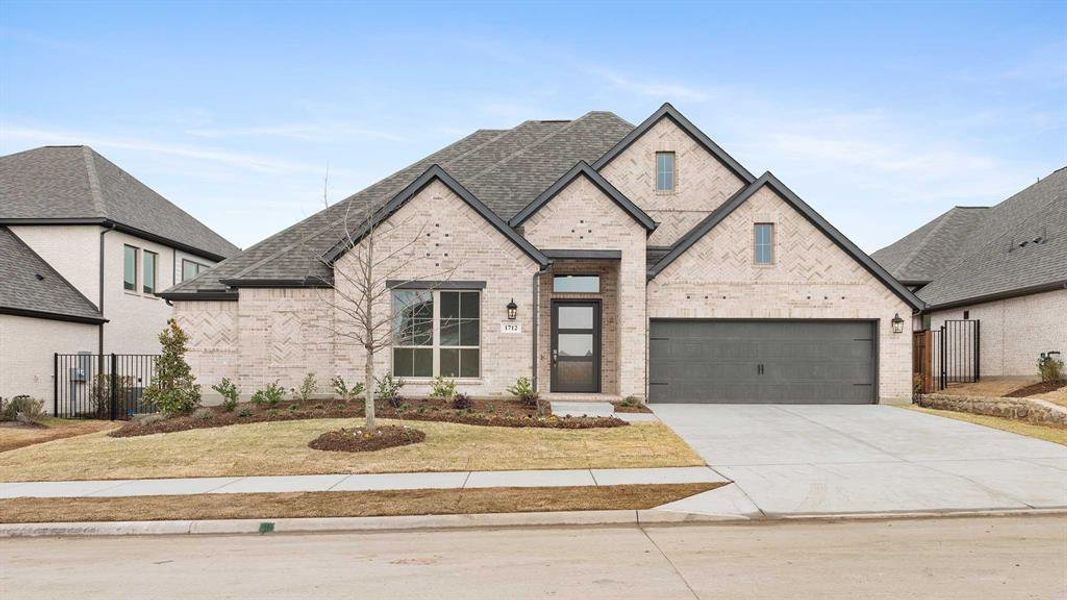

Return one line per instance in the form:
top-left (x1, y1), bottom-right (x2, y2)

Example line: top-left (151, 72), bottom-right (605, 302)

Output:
top-left (0, 146), bottom-right (239, 406)
top-left (164, 104), bottom-right (922, 405)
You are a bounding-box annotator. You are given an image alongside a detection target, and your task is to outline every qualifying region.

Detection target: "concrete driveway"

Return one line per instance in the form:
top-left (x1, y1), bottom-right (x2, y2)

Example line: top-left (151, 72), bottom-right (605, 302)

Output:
top-left (651, 404), bottom-right (1067, 517)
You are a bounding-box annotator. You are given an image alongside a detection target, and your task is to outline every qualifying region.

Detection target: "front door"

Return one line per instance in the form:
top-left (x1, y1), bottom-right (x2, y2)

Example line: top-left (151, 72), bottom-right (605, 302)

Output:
top-left (551, 301), bottom-right (601, 393)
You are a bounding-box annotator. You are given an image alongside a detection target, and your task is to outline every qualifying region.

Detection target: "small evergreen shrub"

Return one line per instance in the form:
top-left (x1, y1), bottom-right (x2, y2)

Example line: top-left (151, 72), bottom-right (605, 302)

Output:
top-left (292, 372), bottom-right (318, 402)
top-left (211, 378), bottom-right (240, 412)
top-left (143, 320), bottom-right (202, 417)
top-left (331, 376), bottom-right (365, 401)
top-left (452, 393), bottom-right (472, 410)
top-left (1, 395), bottom-right (44, 423)
top-left (1038, 352), bottom-right (1065, 382)
top-left (429, 376), bottom-right (457, 401)
top-left (251, 381), bottom-right (285, 407)
top-left (507, 376), bottom-right (538, 408)
top-left (237, 407), bottom-right (253, 418)
top-left (375, 375), bottom-right (405, 408)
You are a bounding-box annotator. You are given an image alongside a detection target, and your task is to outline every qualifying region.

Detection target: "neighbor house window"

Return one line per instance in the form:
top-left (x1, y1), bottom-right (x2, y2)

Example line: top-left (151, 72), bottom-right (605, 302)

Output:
top-left (656, 151), bottom-right (675, 191)
top-left (143, 250), bottom-right (158, 294)
top-left (391, 289), bottom-right (481, 379)
top-left (754, 223), bottom-right (775, 264)
top-left (553, 275), bottom-right (600, 293)
top-left (123, 245), bottom-right (138, 291)
top-left (182, 259), bottom-right (208, 281)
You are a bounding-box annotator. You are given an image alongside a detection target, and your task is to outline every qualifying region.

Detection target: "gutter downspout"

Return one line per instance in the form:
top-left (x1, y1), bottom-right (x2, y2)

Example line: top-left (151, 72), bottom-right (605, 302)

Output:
top-left (531, 270), bottom-right (541, 392)
top-left (98, 223), bottom-right (116, 355)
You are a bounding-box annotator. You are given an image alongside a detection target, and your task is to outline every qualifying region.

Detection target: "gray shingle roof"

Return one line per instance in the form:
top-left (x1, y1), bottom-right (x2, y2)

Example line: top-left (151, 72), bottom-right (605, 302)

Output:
top-left (164, 112), bottom-right (634, 295)
top-left (874, 167), bottom-right (1067, 308)
top-left (0, 226), bottom-right (105, 323)
top-left (0, 146), bottom-right (240, 260)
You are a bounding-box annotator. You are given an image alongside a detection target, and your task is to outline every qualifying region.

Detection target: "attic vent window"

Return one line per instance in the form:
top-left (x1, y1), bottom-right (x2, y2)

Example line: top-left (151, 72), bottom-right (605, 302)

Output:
top-left (655, 152), bottom-right (675, 191)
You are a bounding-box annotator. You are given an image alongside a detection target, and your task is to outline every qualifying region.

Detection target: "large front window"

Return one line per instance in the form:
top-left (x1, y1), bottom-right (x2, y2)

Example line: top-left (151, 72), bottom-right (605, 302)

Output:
top-left (392, 290), bottom-right (480, 378)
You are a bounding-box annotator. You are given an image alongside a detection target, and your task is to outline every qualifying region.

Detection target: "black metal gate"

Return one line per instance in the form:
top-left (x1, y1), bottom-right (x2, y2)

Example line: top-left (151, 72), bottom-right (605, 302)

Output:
top-left (54, 353), bottom-right (159, 419)
top-left (932, 320), bottom-right (980, 390)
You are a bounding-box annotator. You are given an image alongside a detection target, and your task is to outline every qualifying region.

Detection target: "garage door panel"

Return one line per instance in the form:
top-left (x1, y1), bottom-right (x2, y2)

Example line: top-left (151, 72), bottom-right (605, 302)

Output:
top-left (649, 320), bottom-right (877, 404)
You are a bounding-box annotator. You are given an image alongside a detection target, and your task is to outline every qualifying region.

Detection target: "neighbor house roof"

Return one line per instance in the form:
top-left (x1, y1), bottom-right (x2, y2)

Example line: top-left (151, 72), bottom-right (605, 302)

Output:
top-left (873, 167), bottom-right (1067, 309)
top-left (0, 145), bottom-right (240, 261)
top-left (0, 226), bottom-right (106, 324)
top-left (163, 112), bottom-right (635, 297)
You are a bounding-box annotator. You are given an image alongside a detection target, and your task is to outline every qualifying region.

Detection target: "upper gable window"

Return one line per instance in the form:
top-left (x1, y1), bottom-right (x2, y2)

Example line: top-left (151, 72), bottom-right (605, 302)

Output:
top-left (655, 152), bottom-right (675, 191)
top-left (754, 223), bottom-right (775, 264)
top-left (123, 245), bottom-right (138, 291)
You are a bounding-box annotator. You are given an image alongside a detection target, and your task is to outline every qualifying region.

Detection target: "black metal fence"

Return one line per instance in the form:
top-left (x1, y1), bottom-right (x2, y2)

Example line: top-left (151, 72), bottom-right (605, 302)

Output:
top-left (932, 320), bottom-right (980, 390)
top-left (54, 353), bottom-right (159, 419)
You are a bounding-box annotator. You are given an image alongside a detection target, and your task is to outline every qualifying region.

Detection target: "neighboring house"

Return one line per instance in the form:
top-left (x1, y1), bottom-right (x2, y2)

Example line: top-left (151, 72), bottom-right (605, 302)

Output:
top-left (0, 145), bottom-right (240, 405)
top-left (164, 103), bottom-right (921, 405)
top-left (873, 168), bottom-right (1067, 378)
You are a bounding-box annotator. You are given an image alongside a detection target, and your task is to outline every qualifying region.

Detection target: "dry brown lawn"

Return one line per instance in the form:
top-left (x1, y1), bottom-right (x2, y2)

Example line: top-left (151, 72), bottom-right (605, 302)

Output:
top-left (0, 483), bottom-right (721, 523)
top-left (903, 405), bottom-right (1066, 445)
top-left (0, 418), bottom-right (116, 453)
top-left (0, 418), bottom-right (703, 482)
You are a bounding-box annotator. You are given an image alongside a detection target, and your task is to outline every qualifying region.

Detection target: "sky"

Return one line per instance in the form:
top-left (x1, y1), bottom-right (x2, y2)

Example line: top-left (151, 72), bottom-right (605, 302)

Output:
top-left (1, 1), bottom-right (1065, 253)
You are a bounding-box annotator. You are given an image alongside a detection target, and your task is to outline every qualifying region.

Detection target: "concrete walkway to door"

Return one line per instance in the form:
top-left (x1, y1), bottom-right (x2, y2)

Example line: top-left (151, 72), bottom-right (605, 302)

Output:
top-left (650, 404), bottom-right (1067, 517)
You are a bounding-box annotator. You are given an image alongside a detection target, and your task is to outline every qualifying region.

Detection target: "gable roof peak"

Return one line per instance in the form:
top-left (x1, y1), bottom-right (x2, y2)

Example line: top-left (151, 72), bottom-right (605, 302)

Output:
top-left (593, 102), bottom-right (757, 184)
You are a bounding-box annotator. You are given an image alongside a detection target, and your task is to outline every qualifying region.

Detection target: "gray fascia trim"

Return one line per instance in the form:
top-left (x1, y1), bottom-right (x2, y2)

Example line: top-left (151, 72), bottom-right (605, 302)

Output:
top-left (648, 172), bottom-right (925, 311)
top-left (219, 277), bottom-right (332, 288)
top-left (922, 280), bottom-right (1067, 312)
top-left (321, 165), bottom-right (548, 267)
top-left (508, 161), bottom-right (657, 231)
top-left (0, 218), bottom-right (231, 262)
top-left (543, 249), bottom-right (622, 260)
top-left (591, 102), bottom-right (757, 184)
top-left (387, 280), bottom-right (487, 290)
top-left (0, 306), bottom-right (108, 324)
top-left (157, 290), bottom-right (239, 302)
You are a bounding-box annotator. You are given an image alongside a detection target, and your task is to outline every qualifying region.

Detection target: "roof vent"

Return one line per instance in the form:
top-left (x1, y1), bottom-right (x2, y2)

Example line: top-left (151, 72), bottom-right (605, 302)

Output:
top-left (34, 273), bottom-right (45, 281)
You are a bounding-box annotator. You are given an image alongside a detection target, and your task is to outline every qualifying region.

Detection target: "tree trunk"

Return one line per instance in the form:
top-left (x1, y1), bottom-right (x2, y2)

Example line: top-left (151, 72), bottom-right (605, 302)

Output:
top-left (364, 343), bottom-right (376, 431)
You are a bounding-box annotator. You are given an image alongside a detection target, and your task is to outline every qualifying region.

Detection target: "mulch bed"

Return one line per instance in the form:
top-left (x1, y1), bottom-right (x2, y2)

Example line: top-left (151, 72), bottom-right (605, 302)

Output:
top-left (308, 425), bottom-right (425, 452)
top-left (110, 397), bottom-right (626, 438)
top-left (1005, 380), bottom-right (1067, 398)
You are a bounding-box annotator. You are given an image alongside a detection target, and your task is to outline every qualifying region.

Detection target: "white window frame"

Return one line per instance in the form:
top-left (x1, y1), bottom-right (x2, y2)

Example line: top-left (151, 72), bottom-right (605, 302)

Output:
top-left (123, 244), bottom-right (139, 291)
top-left (754, 223), bottom-right (775, 265)
top-left (391, 289), bottom-right (482, 380)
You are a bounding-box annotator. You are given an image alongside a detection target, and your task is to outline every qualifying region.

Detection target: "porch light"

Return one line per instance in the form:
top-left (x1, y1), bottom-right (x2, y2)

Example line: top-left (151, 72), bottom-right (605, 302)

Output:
top-left (506, 298), bottom-right (518, 321)
top-left (891, 313), bottom-right (905, 334)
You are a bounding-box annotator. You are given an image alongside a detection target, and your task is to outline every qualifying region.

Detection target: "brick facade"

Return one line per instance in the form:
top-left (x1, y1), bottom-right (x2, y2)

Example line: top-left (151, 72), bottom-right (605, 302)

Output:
top-left (647, 186), bottom-right (914, 401)
top-left (926, 288), bottom-right (1067, 377)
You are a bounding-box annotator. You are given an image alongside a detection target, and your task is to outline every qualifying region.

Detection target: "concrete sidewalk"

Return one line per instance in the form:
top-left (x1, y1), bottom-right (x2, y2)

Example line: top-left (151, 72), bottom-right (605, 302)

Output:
top-left (0, 466), bottom-right (727, 499)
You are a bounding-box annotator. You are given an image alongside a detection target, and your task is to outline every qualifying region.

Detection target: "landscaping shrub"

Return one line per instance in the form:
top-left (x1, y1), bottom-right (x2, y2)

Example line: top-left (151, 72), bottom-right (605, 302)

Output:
top-left (1, 395), bottom-right (44, 423)
top-left (620, 396), bottom-right (639, 407)
top-left (375, 375), bottom-right (405, 408)
top-left (143, 320), bottom-right (201, 417)
top-left (237, 407), bottom-right (253, 418)
top-left (1038, 352), bottom-right (1064, 382)
top-left (193, 407), bottom-right (214, 421)
top-left (211, 378), bottom-right (240, 412)
top-left (331, 376), bottom-right (364, 401)
top-left (251, 382), bottom-right (285, 408)
top-left (507, 377), bottom-right (539, 408)
top-left (292, 372), bottom-right (318, 402)
top-left (452, 393), bottom-right (472, 410)
top-left (429, 376), bottom-right (457, 401)
top-left (90, 374), bottom-right (133, 417)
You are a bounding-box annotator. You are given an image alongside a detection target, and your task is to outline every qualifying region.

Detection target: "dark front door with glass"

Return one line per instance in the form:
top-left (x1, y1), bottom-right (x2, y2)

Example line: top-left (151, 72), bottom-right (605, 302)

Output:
top-left (551, 301), bottom-right (601, 393)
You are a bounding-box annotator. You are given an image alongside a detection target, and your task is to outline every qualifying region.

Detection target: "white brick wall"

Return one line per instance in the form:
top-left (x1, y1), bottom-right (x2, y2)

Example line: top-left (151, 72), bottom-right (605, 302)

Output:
top-left (648, 186), bottom-right (914, 401)
top-left (0, 315), bottom-right (97, 411)
top-left (598, 117), bottom-right (746, 246)
top-left (927, 288), bottom-right (1067, 377)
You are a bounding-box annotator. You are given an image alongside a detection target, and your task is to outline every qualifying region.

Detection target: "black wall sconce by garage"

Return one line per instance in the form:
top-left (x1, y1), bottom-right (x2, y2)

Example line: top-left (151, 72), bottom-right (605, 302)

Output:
top-left (507, 298), bottom-right (518, 321)
top-left (891, 313), bottom-right (905, 334)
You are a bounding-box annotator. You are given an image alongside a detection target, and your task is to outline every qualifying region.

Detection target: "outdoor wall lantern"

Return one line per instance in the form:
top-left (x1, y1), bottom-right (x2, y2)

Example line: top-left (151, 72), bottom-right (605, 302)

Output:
top-left (507, 298), bottom-right (518, 321)
top-left (891, 313), bottom-right (905, 334)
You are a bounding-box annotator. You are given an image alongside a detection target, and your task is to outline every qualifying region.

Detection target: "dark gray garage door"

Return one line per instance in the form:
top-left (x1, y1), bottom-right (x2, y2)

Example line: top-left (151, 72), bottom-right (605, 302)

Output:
top-left (649, 320), bottom-right (876, 404)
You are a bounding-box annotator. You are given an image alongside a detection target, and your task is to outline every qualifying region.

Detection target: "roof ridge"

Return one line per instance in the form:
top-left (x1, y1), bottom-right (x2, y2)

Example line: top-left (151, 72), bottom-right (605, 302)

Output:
top-left (80, 146), bottom-right (108, 218)
top-left (463, 112), bottom-right (605, 184)
top-left (0, 225), bottom-right (102, 315)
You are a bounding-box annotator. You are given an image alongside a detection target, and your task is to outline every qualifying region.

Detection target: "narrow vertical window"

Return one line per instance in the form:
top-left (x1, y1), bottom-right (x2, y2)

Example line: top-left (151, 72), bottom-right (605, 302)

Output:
top-left (655, 151), bottom-right (675, 191)
top-left (123, 245), bottom-right (138, 291)
top-left (754, 223), bottom-right (775, 264)
top-left (143, 250), bottom-right (158, 294)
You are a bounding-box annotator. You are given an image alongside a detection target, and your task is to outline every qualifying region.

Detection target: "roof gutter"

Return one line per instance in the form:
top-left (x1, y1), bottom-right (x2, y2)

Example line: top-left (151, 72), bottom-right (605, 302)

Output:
top-left (0, 218), bottom-right (232, 263)
top-left (921, 280), bottom-right (1067, 313)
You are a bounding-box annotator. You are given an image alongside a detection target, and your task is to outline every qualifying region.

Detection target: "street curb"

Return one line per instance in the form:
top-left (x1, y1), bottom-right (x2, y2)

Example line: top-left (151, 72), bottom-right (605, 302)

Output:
top-left (2, 507), bottom-right (1063, 538)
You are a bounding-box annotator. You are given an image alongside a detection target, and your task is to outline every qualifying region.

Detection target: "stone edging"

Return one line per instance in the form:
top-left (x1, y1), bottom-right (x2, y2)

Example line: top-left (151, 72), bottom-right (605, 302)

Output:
top-left (916, 394), bottom-right (1066, 426)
